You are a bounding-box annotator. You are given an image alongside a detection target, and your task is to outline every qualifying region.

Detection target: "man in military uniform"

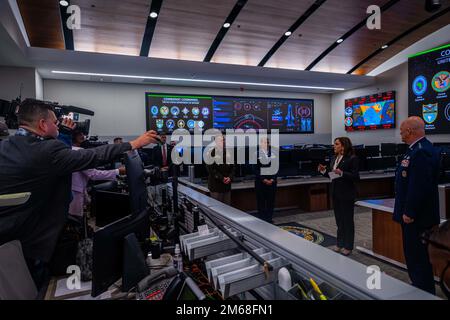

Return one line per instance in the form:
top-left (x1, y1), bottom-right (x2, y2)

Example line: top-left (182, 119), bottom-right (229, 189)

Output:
top-left (394, 116), bottom-right (440, 294)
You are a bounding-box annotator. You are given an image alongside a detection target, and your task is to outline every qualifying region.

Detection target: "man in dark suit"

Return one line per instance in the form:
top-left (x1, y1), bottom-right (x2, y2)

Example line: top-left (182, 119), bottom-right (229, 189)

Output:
top-left (394, 116), bottom-right (441, 294)
top-left (0, 99), bottom-right (158, 289)
top-left (319, 137), bottom-right (359, 256)
top-left (254, 138), bottom-right (277, 223)
top-left (152, 132), bottom-right (172, 168)
top-left (206, 135), bottom-right (234, 205)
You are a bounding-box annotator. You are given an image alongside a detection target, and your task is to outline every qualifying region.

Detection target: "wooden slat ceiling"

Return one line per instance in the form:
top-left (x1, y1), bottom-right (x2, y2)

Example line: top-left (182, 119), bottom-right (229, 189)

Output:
top-left (17, 0), bottom-right (65, 49)
top-left (15, 0), bottom-right (450, 75)
top-left (70, 0), bottom-right (150, 56)
top-left (312, 0), bottom-right (450, 74)
top-left (210, 0), bottom-right (317, 66)
top-left (353, 11), bottom-right (450, 75)
top-left (149, 0), bottom-right (237, 61)
top-left (264, 0), bottom-right (388, 71)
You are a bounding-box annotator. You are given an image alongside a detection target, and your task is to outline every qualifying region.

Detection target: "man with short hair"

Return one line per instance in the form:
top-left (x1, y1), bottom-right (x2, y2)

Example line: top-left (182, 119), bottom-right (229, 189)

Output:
top-left (152, 132), bottom-right (172, 168)
top-left (394, 116), bottom-right (441, 294)
top-left (0, 99), bottom-right (158, 289)
top-left (113, 137), bottom-right (123, 144)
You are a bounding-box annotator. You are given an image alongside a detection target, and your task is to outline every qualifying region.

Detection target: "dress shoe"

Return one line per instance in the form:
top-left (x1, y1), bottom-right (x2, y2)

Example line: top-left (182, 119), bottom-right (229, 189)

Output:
top-left (341, 249), bottom-right (352, 256)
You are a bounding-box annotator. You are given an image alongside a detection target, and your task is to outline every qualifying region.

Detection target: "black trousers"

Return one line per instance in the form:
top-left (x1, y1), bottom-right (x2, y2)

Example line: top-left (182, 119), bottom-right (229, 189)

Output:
top-left (332, 195), bottom-right (355, 250)
top-left (401, 223), bottom-right (436, 295)
top-left (255, 181), bottom-right (276, 223)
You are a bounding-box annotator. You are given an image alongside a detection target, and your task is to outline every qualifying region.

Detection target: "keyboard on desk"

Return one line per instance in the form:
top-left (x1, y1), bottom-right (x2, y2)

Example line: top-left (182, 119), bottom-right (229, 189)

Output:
top-left (137, 277), bottom-right (173, 300)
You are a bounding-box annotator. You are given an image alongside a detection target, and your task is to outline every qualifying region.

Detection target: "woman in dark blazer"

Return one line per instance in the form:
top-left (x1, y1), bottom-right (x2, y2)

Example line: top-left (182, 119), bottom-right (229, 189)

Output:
top-left (318, 137), bottom-right (359, 256)
top-left (254, 138), bottom-right (277, 223)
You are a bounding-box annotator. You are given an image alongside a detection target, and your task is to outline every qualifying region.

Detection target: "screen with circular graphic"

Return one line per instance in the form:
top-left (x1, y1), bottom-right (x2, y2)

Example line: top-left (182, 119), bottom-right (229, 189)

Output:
top-left (345, 91), bottom-right (395, 131)
top-left (212, 96), bottom-right (314, 133)
top-left (147, 93), bottom-right (314, 133)
top-left (409, 43), bottom-right (450, 134)
top-left (146, 94), bottom-right (213, 133)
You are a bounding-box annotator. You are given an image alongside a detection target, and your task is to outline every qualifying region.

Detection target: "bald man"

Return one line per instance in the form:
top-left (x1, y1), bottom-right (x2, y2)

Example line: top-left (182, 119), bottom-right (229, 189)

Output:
top-left (394, 116), bottom-right (441, 294)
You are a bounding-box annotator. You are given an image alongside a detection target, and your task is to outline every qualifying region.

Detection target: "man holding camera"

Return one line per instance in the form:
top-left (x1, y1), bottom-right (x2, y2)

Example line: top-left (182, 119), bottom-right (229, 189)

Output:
top-left (0, 99), bottom-right (159, 289)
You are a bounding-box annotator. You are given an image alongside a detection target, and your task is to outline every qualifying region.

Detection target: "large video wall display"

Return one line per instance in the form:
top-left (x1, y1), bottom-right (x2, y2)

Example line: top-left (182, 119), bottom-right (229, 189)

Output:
top-left (409, 43), bottom-right (450, 134)
top-left (345, 91), bottom-right (396, 131)
top-left (146, 94), bottom-right (214, 133)
top-left (146, 93), bottom-right (314, 134)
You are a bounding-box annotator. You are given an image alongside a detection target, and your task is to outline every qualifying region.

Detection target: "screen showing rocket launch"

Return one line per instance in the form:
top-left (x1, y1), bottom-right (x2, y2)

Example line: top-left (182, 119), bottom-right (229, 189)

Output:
top-left (212, 96), bottom-right (314, 133)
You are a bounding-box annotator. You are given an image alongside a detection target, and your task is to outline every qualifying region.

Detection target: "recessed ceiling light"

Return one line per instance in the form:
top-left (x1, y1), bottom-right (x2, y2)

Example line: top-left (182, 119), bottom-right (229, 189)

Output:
top-left (223, 22), bottom-right (231, 28)
top-left (381, 44), bottom-right (389, 49)
top-left (284, 31), bottom-right (292, 36)
top-left (149, 12), bottom-right (158, 18)
top-left (59, 0), bottom-right (69, 6)
top-left (51, 70), bottom-right (346, 91)
top-left (336, 38), bottom-right (344, 44)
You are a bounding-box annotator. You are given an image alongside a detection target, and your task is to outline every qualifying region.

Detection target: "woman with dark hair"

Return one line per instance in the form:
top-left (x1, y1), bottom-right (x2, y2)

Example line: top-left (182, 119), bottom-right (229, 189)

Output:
top-left (318, 137), bottom-right (360, 256)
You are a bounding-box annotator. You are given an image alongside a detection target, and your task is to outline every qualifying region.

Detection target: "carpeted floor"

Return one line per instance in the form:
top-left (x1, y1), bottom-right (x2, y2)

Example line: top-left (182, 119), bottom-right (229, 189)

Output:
top-left (272, 206), bottom-right (446, 299)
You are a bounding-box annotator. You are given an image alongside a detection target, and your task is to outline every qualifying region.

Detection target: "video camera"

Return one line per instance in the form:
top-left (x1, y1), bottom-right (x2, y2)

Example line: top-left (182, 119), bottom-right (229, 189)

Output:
top-left (0, 98), bottom-right (95, 135)
top-left (80, 136), bottom-right (108, 149)
top-left (144, 165), bottom-right (169, 186)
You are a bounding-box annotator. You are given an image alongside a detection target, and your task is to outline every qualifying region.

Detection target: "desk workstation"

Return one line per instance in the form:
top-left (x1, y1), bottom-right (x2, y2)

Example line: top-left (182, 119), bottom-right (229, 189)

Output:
top-left (355, 198), bottom-right (448, 277)
top-left (180, 172), bottom-right (395, 213)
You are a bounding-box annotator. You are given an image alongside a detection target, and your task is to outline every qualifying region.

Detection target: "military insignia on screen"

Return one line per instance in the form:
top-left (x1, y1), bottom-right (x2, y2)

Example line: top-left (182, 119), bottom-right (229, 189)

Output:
top-left (431, 71), bottom-right (450, 93)
top-left (422, 103), bottom-right (438, 124)
top-left (402, 171), bottom-right (407, 178)
top-left (412, 75), bottom-right (428, 96)
top-left (401, 160), bottom-right (409, 167)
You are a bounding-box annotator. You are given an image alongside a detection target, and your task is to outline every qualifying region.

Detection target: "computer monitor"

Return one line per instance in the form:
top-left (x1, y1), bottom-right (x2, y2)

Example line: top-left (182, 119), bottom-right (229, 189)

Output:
top-left (125, 150), bottom-right (148, 216)
top-left (366, 158), bottom-right (384, 171)
top-left (91, 209), bottom-right (150, 297)
top-left (381, 156), bottom-right (397, 169)
top-left (380, 143), bottom-right (397, 157)
top-left (307, 148), bottom-right (330, 161)
top-left (279, 149), bottom-right (292, 164)
top-left (365, 145), bottom-right (380, 158)
top-left (93, 189), bottom-right (130, 227)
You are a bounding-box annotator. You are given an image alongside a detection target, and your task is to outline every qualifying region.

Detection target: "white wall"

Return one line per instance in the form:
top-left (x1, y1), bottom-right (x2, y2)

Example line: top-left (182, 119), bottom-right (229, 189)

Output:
top-left (0, 66), bottom-right (36, 101)
top-left (43, 79), bottom-right (332, 145)
top-left (35, 70), bottom-right (43, 100)
top-left (331, 63), bottom-right (450, 145)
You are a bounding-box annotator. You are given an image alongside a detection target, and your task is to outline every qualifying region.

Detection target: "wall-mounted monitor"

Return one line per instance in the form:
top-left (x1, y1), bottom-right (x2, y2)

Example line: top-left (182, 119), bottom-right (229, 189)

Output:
top-left (345, 91), bottom-right (395, 131)
top-left (146, 93), bottom-right (314, 134)
top-left (145, 93), bottom-right (213, 133)
top-left (213, 96), bottom-right (314, 133)
top-left (408, 43), bottom-right (450, 134)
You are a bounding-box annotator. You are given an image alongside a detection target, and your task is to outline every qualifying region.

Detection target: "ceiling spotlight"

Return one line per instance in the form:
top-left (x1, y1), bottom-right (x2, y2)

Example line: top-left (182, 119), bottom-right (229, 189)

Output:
top-left (59, 0), bottom-right (69, 6)
top-left (336, 38), bottom-right (344, 44)
top-left (381, 44), bottom-right (389, 49)
top-left (149, 12), bottom-right (158, 18)
top-left (425, 0), bottom-right (441, 13)
top-left (284, 31), bottom-right (292, 36)
top-left (223, 22), bottom-right (231, 28)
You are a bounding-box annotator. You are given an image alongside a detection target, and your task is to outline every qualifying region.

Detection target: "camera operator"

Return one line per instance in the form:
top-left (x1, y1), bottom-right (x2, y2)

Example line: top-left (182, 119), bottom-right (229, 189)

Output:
top-left (0, 98), bottom-right (159, 290)
top-left (69, 130), bottom-right (125, 218)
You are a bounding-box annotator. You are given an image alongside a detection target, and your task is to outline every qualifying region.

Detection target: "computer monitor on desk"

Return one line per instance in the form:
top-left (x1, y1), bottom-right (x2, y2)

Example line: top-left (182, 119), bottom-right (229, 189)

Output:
top-left (91, 209), bottom-right (150, 297)
top-left (381, 143), bottom-right (397, 157)
top-left (125, 150), bottom-right (148, 216)
top-left (365, 145), bottom-right (380, 158)
top-left (93, 189), bottom-right (130, 227)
